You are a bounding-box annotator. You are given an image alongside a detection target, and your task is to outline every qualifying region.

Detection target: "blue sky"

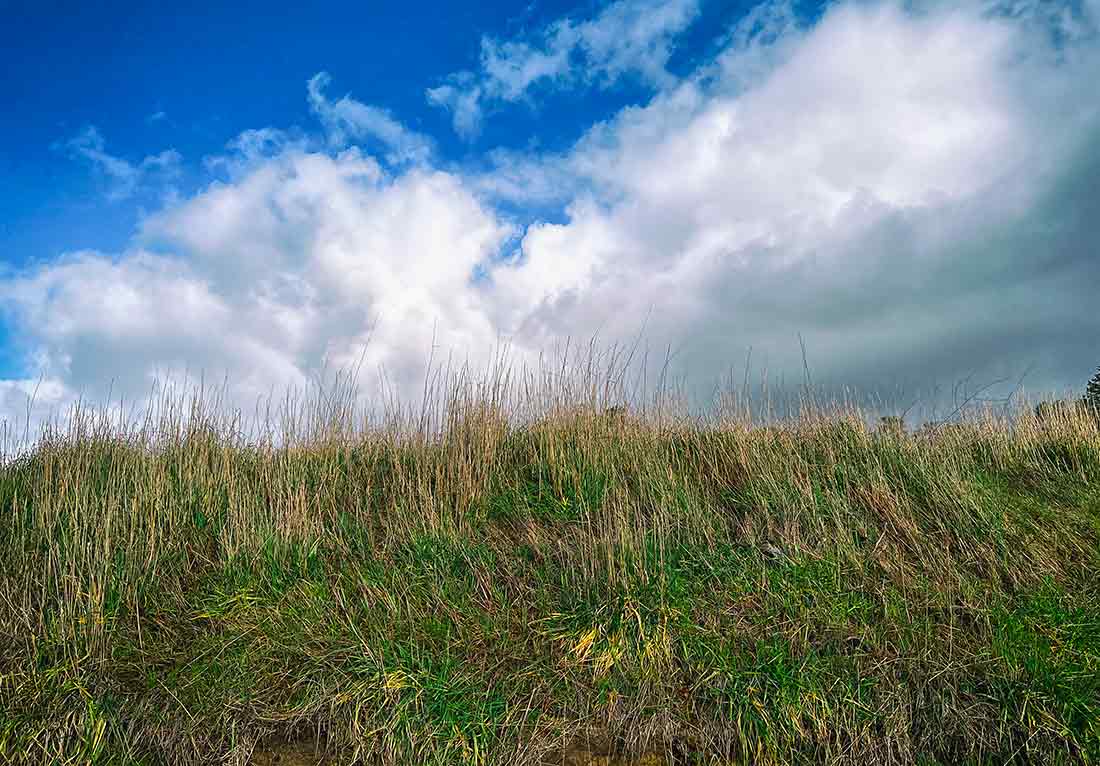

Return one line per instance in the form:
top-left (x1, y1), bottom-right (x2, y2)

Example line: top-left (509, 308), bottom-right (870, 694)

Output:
top-left (3, 0), bottom-right (789, 262)
top-left (4, 2), bottom-right (504, 257)
top-left (0, 0), bottom-right (783, 372)
top-left (2, 0), bottom-right (1099, 427)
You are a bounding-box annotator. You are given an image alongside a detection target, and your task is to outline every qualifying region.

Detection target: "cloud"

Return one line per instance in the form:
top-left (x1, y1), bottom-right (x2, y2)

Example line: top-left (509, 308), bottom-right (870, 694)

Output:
top-left (307, 72), bottom-right (433, 165)
top-left (482, 0), bottom-right (1100, 401)
top-left (146, 110), bottom-right (168, 124)
top-left (426, 74), bottom-right (485, 141)
top-left (58, 125), bottom-right (182, 200)
top-left (428, 0), bottom-right (701, 138)
top-left (6, 0), bottom-right (1100, 433)
top-left (0, 377), bottom-right (70, 445)
top-left (202, 127), bottom-right (311, 178)
top-left (0, 147), bottom-right (512, 431)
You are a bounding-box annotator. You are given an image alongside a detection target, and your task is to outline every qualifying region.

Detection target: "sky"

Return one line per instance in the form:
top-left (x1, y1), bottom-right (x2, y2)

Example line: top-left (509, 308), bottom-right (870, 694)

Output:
top-left (1, 0), bottom-right (1099, 431)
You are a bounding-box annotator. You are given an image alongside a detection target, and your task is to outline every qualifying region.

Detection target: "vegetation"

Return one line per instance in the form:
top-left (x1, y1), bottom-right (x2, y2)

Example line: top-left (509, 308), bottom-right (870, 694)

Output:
top-left (1, 359), bottom-right (1099, 765)
top-left (1035, 367), bottom-right (1100, 427)
top-left (1087, 366), bottom-right (1100, 412)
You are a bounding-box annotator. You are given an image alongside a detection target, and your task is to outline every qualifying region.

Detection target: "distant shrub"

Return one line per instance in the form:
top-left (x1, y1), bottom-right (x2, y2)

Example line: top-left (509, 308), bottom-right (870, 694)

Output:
top-left (602, 404), bottom-right (630, 424)
top-left (877, 415), bottom-right (905, 437)
top-left (1033, 397), bottom-right (1100, 427)
top-left (1035, 399), bottom-right (1074, 421)
top-left (914, 421), bottom-right (967, 441)
top-left (1087, 365), bottom-right (1100, 411)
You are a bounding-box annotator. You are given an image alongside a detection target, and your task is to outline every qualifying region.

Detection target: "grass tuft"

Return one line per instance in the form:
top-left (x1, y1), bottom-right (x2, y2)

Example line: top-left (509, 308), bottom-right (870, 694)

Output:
top-left (1, 358), bottom-right (1099, 764)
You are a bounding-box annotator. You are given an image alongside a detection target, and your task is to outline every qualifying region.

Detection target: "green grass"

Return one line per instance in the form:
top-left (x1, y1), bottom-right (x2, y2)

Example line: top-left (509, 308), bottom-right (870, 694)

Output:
top-left (1, 373), bottom-right (1099, 765)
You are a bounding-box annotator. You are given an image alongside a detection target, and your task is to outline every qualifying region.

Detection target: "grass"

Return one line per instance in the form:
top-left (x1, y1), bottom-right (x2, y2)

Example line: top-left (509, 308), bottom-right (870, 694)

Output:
top-left (1, 357), bottom-right (1099, 765)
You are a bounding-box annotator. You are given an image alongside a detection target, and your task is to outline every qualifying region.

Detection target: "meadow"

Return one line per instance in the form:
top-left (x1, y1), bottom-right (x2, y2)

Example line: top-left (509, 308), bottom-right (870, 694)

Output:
top-left (1, 354), bottom-right (1098, 765)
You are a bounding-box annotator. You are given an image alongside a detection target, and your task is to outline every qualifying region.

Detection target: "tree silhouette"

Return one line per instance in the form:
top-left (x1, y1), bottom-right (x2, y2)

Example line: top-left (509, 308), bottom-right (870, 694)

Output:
top-left (1086, 365), bottom-right (1100, 411)
top-left (1033, 366), bottom-right (1100, 425)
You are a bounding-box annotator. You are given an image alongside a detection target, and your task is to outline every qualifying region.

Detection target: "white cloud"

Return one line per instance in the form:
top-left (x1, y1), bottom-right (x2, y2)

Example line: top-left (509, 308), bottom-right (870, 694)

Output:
top-left (1, 148), bottom-right (512, 429)
top-left (308, 72), bottom-right (433, 165)
top-left (0, 377), bottom-right (71, 453)
top-left (426, 74), bottom-right (485, 141)
top-left (58, 125), bottom-right (182, 200)
top-left (202, 127), bottom-right (312, 178)
top-left (482, 0), bottom-right (1100, 396)
top-left (6, 0), bottom-right (1100, 434)
top-left (428, 0), bottom-right (701, 138)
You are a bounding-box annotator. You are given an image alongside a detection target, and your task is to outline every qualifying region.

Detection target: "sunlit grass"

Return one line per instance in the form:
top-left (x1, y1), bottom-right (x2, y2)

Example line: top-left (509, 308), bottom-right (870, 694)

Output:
top-left (1, 350), bottom-right (1098, 764)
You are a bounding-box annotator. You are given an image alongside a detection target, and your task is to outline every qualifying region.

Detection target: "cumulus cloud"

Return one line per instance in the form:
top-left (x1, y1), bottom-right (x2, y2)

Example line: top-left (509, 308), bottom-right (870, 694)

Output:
top-left (0, 147), bottom-right (511, 431)
top-left (427, 0), bottom-right (701, 138)
top-left (308, 72), bottom-right (433, 165)
top-left (485, 0), bottom-right (1100, 399)
top-left (58, 125), bottom-right (182, 200)
top-left (472, 0), bottom-right (1100, 398)
top-left (5, 0), bottom-right (1100, 433)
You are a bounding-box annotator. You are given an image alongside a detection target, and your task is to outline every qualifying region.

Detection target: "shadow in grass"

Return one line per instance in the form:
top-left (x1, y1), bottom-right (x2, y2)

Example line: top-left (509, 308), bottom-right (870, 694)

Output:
top-left (250, 735), bottom-right (328, 766)
top-left (248, 737), bottom-right (679, 766)
top-left (546, 751), bottom-right (673, 766)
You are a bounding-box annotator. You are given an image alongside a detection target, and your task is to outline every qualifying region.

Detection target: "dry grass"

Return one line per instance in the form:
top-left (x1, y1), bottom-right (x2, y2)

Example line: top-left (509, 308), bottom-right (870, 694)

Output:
top-left (1, 350), bottom-right (1099, 765)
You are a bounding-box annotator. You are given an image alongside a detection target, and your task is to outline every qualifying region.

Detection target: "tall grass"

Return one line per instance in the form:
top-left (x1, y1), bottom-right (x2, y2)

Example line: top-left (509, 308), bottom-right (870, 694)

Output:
top-left (1, 348), bottom-right (1098, 765)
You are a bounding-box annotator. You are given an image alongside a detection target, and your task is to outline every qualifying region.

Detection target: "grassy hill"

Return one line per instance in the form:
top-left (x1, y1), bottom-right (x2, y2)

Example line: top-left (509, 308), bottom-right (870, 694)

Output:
top-left (1, 376), bottom-right (1098, 765)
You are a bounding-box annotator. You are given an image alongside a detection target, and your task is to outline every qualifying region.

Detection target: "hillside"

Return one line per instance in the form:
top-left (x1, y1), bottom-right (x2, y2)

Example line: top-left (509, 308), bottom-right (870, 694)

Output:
top-left (2, 389), bottom-right (1098, 765)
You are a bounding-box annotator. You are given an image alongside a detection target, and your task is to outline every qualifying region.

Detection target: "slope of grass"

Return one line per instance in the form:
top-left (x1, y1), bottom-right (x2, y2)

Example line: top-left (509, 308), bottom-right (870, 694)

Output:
top-left (1, 377), bottom-right (1098, 765)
